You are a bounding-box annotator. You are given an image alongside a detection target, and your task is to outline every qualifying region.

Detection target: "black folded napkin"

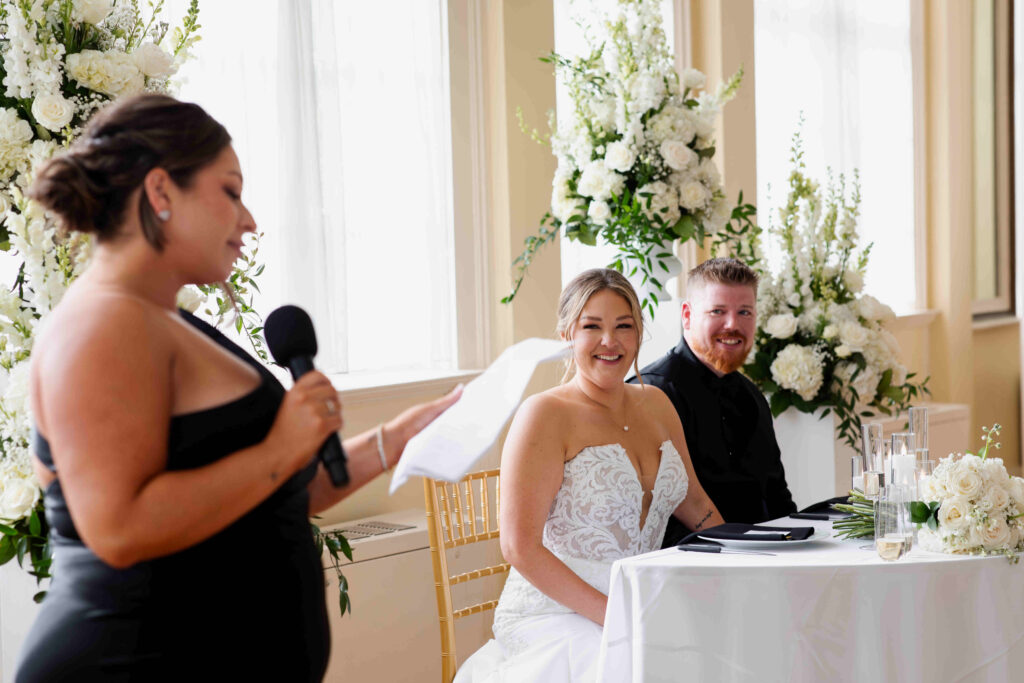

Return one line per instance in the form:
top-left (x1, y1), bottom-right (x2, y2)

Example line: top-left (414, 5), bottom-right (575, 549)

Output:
top-left (789, 496), bottom-right (853, 521)
top-left (678, 523), bottom-right (814, 545)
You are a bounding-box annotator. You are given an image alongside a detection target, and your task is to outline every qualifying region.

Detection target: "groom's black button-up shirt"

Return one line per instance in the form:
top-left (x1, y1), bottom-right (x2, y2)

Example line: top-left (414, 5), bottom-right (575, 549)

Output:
top-left (631, 337), bottom-right (796, 547)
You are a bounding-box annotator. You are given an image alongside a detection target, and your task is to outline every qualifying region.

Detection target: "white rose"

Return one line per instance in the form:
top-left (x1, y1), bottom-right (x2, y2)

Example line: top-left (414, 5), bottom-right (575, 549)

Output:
top-left (72, 0), bottom-right (114, 25)
top-left (1010, 477), bottom-right (1024, 508)
top-left (765, 313), bottom-right (798, 339)
top-left (681, 68), bottom-right (706, 90)
top-left (678, 180), bottom-right (709, 211)
top-left (919, 475), bottom-right (942, 502)
top-left (603, 141), bottom-right (635, 173)
top-left (132, 43), bottom-right (176, 79)
top-left (30, 93), bottom-right (75, 133)
top-left (587, 200), bottom-right (611, 225)
top-left (822, 324), bottom-right (838, 339)
top-left (982, 516), bottom-right (1011, 550)
top-left (769, 343), bottom-right (824, 402)
top-left (979, 484), bottom-right (1010, 513)
top-left (937, 495), bottom-right (971, 531)
top-left (951, 464), bottom-right (984, 500)
top-left (0, 476), bottom-right (40, 522)
top-left (659, 139), bottom-right (696, 171)
top-left (176, 286), bottom-right (206, 314)
top-left (858, 294), bottom-right (895, 322)
top-left (838, 320), bottom-right (870, 353)
top-left (834, 344), bottom-right (851, 358)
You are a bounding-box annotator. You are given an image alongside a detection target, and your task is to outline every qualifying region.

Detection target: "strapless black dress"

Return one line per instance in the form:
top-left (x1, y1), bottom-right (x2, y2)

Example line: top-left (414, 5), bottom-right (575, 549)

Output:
top-left (15, 310), bottom-right (329, 682)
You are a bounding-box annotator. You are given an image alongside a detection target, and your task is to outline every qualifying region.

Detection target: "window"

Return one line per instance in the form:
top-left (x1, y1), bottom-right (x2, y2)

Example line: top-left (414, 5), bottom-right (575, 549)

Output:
top-left (169, 0), bottom-right (479, 377)
top-left (974, 0), bottom-right (1014, 316)
top-left (753, 0), bottom-right (919, 313)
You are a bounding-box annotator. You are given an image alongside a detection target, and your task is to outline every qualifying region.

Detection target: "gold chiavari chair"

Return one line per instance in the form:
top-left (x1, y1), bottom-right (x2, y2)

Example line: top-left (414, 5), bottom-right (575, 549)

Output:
top-left (423, 470), bottom-right (509, 683)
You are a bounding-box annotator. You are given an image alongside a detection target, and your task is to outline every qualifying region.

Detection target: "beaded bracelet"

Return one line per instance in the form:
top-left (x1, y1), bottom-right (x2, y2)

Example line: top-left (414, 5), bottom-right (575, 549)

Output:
top-left (375, 423), bottom-right (389, 473)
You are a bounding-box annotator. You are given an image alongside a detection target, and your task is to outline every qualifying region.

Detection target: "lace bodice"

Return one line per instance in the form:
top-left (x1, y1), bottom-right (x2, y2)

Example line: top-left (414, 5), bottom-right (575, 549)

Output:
top-left (492, 440), bottom-right (688, 653)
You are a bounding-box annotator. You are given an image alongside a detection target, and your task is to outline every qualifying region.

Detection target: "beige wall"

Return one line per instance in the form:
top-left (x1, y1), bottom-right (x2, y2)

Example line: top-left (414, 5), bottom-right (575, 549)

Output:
top-left (973, 323), bottom-right (1021, 475)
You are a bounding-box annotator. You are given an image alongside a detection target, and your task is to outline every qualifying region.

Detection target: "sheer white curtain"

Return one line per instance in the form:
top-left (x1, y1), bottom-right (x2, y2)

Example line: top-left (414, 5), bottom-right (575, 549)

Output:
top-left (170, 0), bottom-right (456, 375)
top-left (754, 0), bottom-right (917, 312)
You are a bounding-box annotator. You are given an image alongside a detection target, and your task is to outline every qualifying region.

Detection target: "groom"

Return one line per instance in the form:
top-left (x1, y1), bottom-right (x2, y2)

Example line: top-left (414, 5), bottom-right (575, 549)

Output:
top-left (632, 258), bottom-right (796, 547)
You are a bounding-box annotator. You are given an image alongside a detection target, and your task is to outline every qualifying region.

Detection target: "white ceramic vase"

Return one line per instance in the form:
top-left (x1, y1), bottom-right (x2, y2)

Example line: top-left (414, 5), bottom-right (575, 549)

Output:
top-left (772, 406), bottom-right (841, 511)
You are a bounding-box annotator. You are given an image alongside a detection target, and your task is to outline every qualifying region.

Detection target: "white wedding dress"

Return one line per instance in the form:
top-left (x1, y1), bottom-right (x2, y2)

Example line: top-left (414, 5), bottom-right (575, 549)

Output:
top-left (454, 440), bottom-right (688, 683)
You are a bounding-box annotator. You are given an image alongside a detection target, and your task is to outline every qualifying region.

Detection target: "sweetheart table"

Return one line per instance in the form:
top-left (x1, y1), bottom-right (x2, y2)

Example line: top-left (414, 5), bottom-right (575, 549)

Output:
top-left (597, 519), bottom-right (1024, 682)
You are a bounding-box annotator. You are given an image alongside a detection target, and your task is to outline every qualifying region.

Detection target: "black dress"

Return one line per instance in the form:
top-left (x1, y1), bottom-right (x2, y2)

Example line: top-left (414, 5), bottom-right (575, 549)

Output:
top-left (15, 310), bottom-right (329, 682)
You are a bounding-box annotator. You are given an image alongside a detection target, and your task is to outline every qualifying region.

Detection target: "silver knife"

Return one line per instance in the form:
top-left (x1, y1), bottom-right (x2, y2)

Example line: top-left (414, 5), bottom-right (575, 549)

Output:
top-left (677, 544), bottom-right (775, 556)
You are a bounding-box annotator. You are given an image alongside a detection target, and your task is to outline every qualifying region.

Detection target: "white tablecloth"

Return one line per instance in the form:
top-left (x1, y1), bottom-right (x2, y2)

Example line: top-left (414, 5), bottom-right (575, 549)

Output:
top-left (597, 519), bottom-right (1024, 682)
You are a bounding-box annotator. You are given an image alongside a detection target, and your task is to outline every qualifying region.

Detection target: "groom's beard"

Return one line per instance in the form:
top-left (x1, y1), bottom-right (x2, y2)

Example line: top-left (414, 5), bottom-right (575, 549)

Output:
top-left (690, 333), bottom-right (751, 375)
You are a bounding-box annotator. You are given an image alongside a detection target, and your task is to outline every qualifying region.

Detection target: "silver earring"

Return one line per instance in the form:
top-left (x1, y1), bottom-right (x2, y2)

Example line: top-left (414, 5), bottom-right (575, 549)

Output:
top-left (157, 209), bottom-right (171, 221)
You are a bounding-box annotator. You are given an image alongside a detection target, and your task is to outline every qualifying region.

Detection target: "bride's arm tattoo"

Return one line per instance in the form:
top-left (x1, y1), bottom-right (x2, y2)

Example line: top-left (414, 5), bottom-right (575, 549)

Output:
top-left (694, 510), bottom-right (714, 530)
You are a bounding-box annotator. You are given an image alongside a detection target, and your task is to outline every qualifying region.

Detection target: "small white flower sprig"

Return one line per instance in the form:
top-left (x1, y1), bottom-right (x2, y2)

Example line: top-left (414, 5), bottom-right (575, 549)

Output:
top-left (912, 424), bottom-right (1024, 563)
top-left (502, 0), bottom-right (756, 317)
top-left (724, 126), bottom-right (928, 448)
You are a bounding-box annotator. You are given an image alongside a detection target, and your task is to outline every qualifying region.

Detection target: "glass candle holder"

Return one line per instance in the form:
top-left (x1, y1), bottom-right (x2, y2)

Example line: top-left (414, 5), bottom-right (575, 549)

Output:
top-left (890, 433), bottom-right (917, 488)
top-left (909, 406), bottom-right (929, 451)
top-left (851, 455), bottom-right (864, 493)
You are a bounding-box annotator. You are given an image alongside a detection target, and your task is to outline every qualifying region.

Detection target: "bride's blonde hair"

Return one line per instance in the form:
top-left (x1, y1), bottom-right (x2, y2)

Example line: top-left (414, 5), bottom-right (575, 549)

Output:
top-left (556, 268), bottom-right (645, 383)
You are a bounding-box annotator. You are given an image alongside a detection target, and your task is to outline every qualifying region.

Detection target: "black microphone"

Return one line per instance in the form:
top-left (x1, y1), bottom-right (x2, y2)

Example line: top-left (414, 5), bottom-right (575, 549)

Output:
top-left (264, 305), bottom-right (349, 486)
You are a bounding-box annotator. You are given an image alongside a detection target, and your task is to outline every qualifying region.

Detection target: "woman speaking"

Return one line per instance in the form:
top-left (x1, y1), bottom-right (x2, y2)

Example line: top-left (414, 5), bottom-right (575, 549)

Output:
top-left (15, 94), bottom-right (460, 682)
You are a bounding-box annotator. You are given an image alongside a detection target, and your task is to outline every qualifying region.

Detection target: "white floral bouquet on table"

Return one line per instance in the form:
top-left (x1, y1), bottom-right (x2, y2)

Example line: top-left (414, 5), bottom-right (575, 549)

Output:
top-left (502, 0), bottom-right (756, 316)
top-left (0, 0), bottom-right (207, 599)
top-left (723, 129), bottom-right (928, 449)
top-left (912, 425), bottom-right (1024, 561)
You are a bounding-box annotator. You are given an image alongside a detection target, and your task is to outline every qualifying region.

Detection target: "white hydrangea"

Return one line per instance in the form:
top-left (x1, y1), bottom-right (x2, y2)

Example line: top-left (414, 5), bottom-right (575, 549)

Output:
top-left (636, 180), bottom-right (679, 226)
top-left (576, 160), bottom-right (624, 201)
top-left (67, 49), bottom-right (145, 98)
top-left (770, 343), bottom-right (824, 401)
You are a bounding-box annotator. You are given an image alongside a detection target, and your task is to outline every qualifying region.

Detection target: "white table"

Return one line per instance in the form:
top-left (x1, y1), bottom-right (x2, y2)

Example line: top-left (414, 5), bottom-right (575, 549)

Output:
top-left (597, 519), bottom-right (1024, 682)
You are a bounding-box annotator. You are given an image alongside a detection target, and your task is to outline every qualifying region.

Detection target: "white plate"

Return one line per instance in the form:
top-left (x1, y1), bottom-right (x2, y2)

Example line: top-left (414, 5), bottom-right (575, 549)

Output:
top-left (697, 530), bottom-right (820, 549)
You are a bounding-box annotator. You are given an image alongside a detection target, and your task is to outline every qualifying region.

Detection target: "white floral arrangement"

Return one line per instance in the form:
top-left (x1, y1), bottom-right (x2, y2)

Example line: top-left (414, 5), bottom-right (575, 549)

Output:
top-left (0, 0), bottom-right (201, 594)
top-left (725, 130), bottom-right (927, 448)
top-left (502, 0), bottom-right (754, 315)
top-left (913, 425), bottom-right (1024, 559)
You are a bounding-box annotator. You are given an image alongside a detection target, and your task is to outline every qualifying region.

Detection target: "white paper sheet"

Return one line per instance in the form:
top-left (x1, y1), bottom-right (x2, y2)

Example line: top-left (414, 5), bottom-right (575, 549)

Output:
top-left (388, 338), bottom-right (571, 493)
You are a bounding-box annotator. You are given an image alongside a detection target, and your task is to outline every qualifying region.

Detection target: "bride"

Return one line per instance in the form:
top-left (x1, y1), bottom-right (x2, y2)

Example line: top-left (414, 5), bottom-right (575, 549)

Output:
top-left (456, 268), bottom-right (725, 682)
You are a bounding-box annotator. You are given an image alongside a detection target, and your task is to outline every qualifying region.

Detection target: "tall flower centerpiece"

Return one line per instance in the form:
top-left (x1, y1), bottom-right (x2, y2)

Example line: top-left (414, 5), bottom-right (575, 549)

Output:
top-left (502, 0), bottom-right (754, 316)
top-left (0, 0), bottom-right (207, 597)
top-left (724, 131), bottom-right (928, 449)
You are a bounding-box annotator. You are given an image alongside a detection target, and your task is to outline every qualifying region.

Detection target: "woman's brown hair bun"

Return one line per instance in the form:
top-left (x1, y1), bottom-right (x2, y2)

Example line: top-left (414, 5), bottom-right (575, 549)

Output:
top-left (28, 94), bottom-right (231, 248)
